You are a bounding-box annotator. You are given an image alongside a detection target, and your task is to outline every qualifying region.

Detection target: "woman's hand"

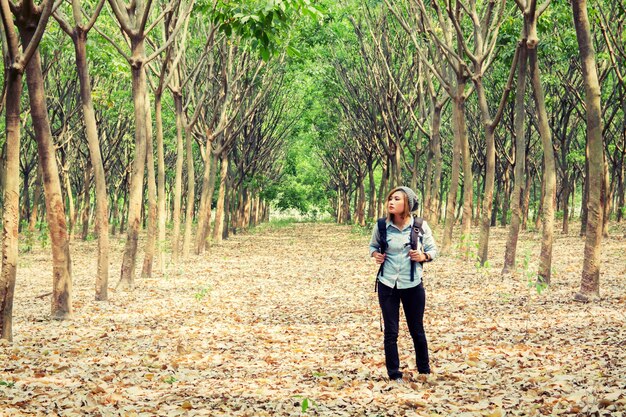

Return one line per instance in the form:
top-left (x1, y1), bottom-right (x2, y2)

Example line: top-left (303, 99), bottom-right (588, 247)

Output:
top-left (409, 250), bottom-right (427, 263)
top-left (372, 252), bottom-right (386, 265)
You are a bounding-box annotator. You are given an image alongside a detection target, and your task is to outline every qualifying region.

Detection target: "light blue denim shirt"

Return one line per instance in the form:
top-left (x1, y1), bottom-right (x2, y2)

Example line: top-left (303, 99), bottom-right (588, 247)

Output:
top-left (369, 218), bottom-right (438, 289)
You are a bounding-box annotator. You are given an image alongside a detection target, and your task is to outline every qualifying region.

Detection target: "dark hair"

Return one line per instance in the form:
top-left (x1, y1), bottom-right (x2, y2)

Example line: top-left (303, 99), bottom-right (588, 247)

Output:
top-left (385, 187), bottom-right (411, 223)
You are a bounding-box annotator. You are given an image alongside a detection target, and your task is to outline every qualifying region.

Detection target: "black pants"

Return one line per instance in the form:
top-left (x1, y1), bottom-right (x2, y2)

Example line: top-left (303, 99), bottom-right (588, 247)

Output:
top-left (377, 282), bottom-right (430, 379)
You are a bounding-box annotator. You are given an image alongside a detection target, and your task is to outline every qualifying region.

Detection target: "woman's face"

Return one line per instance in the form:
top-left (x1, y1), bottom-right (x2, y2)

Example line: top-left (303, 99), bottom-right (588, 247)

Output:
top-left (387, 191), bottom-right (406, 216)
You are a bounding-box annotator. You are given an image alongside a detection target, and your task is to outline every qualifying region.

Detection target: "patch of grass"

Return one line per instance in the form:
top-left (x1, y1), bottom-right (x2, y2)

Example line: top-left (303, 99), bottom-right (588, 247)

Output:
top-left (194, 285), bottom-right (212, 301)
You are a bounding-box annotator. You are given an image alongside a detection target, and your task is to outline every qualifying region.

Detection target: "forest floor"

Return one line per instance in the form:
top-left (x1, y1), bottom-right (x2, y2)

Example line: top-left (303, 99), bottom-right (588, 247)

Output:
top-left (1, 221), bottom-right (625, 417)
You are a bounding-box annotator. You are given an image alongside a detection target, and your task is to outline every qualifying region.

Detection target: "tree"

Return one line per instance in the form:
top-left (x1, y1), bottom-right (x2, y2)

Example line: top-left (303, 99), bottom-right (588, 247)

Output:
top-left (53, 0), bottom-right (109, 300)
top-left (572, 0), bottom-right (604, 302)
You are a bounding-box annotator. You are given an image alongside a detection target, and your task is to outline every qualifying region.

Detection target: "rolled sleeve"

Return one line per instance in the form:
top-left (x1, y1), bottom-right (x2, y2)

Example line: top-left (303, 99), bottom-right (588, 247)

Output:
top-left (369, 223), bottom-right (381, 256)
top-left (422, 221), bottom-right (438, 261)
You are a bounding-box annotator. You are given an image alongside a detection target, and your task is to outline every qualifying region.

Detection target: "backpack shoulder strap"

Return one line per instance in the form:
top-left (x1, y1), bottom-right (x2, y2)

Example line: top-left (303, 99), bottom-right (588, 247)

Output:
top-left (410, 216), bottom-right (425, 250)
top-left (377, 218), bottom-right (387, 253)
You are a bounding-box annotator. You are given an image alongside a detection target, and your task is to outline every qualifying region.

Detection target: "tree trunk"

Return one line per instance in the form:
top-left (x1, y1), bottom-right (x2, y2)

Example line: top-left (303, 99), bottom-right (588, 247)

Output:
top-left (431, 103), bottom-right (443, 224)
top-left (521, 168), bottom-right (532, 230)
top-left (501, 166), bottom-right (511, 227)
top-left (171, 93), bottom-right (184, 263)
top-left (119, 39), bottom-right (148, 289)
top-left (572, 0), bottom-right (604, 301)
top-left (442, 94), bottom-right (464, 252)
top-left (154, 94), bottom-right (166, 272)
top-left (367, 160), bottom-right (376, 219)
top-left (476, 81), bottom-right (496, 265)
top-left (182, 125), bottom-right (195, 258)
top-left (196, 145), bottom-right (218, 254)
top-left (29, 167), bottom-right (43, 232)
top-left (1, 67), bottom-right (23, 340)
top-left (80, 159), bottom-right (91, 240)
top-left (580, 147), bottom-right (589, 235)
top-left (62, 163), bottom-right (76, 241)
top-left (212, 152), bottom-right (229, 244)
top-left (20, 167), bottom-right (31, 227)
top-left (529, 49), bottom-right (556, 285)
top-left (602, 159), bottom-right (610, 237)
top-left (377, 162), bottom-right (388, 218)
top-left (142, 94), bottom-right (156, 278)
top-left (459, 90), bottom-right (473, 258)
top-left (562, 172), bottom-right (571, 234)
top-left (356, 174), bottom-right (365, 226)
top-left (23, 45), bottom-right (73, 319)
top-left (503, 45), bottom-right (528, 275)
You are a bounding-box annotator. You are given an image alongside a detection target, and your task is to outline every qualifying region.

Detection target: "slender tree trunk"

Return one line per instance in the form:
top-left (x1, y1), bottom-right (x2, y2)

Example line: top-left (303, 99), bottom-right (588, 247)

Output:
top-left (503, 46), bottom-right (528, 275)
top-left (142, 94), bottom-right (156, 277)
top-left (501, 166), bottom-right (511, 227)
top-left (602, 159), bottom-right (610, 237)
top-left (212, 152), bottom-right (229, 244)
top-left (171, 93), bottom-right (184, 262)
top-left (196, 147), bottom-right (218, 253)
top-left (580, 147), bottom-right (589, 235)
top-left (61, 164), bottom-right (76, 241)
top-left (443, 94), bottom-right (464, 252)
top-left (529, 48), bottom-right (556, 285)
top-left (29, 167), bottom-right (43, 232)
top-left (80, 160), bottom-right (91, 240)
top-left (356, 174), bottom-right (365, 226)
top-left (154, 94), bottom-right (166, 272)
top-left (23, 45), bottom-right (73, 319)
top-left (522, 169), bottom-right (532, 230)
top-left (1, 67), bottom-right (23, 340)
top-left (431, 104), bottom-right (443, 224)
top-left (182, 125), bottom-right (195, 258)
top-left (458, 92), bottom-right (473, 258)
top-left (572, 0), bottom-right (604, 301)
top-left (562, 173), bottom-right (570, 234)
top-left (20, 168), bottom-right (31, 226)
top-left (367, 160), bottom-right (376, 219)
top-left (119, 39), bottom-right (148, 288)
top-left (377, 162), bottom-right (388, 218)
top-left (476, 81), bottom-right (496, 265)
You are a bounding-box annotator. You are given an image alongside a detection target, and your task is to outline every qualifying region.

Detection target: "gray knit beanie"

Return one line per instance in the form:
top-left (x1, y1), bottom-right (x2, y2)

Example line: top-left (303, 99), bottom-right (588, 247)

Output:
top-left (397, 186), bottom-right (419, 212)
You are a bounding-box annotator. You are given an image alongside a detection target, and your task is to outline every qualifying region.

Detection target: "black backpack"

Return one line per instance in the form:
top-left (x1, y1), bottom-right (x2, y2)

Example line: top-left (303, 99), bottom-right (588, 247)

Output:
top-left (375, 215), bottom-right (424, 290)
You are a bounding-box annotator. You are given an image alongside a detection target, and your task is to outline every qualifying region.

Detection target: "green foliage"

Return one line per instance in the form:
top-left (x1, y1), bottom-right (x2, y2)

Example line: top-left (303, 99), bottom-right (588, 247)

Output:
top-left (529, 276), bottom-right (548, 295)
top-left (293, 395), bottom-right (315, 413)
top-left (20, 221), bottom-right (34, 253)
top-left (211, 0), bottom-right (323, 61)
top-left (194, 286), bottom-right (212, 301)
top-left (38, 224), bottom-right (50, 249)
top-left (0, 381), bottom-right (15, 388)
top-left (163, 375), bottom-right (177, 384)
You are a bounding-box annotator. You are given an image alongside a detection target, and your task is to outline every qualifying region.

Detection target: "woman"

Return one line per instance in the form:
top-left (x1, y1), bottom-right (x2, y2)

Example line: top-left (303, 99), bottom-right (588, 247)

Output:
top-left (369, 186), bottom-right (438, 381)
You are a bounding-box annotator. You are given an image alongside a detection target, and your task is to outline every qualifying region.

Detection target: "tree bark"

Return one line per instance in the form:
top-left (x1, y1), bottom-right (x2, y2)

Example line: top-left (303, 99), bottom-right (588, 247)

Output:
top-left (212, 152), bottom-right (229, 244)
top-left (529, 48), bottom-right (556, 285)
top-left (1, 66), bottom-right (23, 340)
top-left (155, 94), bottom-right (166, 272)
top-left (196, 146), bottom-right (218, 254)
top-left (572, 0), bottom-right (604, 302)
top-left (23, 44), bottom-right (73, 319)
top-left (442, 93), bottom-right (464, 252)
top-left (28, 167), bottom-right (43, 232)
top-left (503, 45), bottom-right (528, 275)
top-left (80, 159), bottom-right (91, 240)
top-left (182, 125), bottom-right (195, 258)
top-left (119, 38), bottom-right (148, 289)
top-left (171, 92), bottom-right (184, 263)
top-left (141, 93), bottom-right (156, 277)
